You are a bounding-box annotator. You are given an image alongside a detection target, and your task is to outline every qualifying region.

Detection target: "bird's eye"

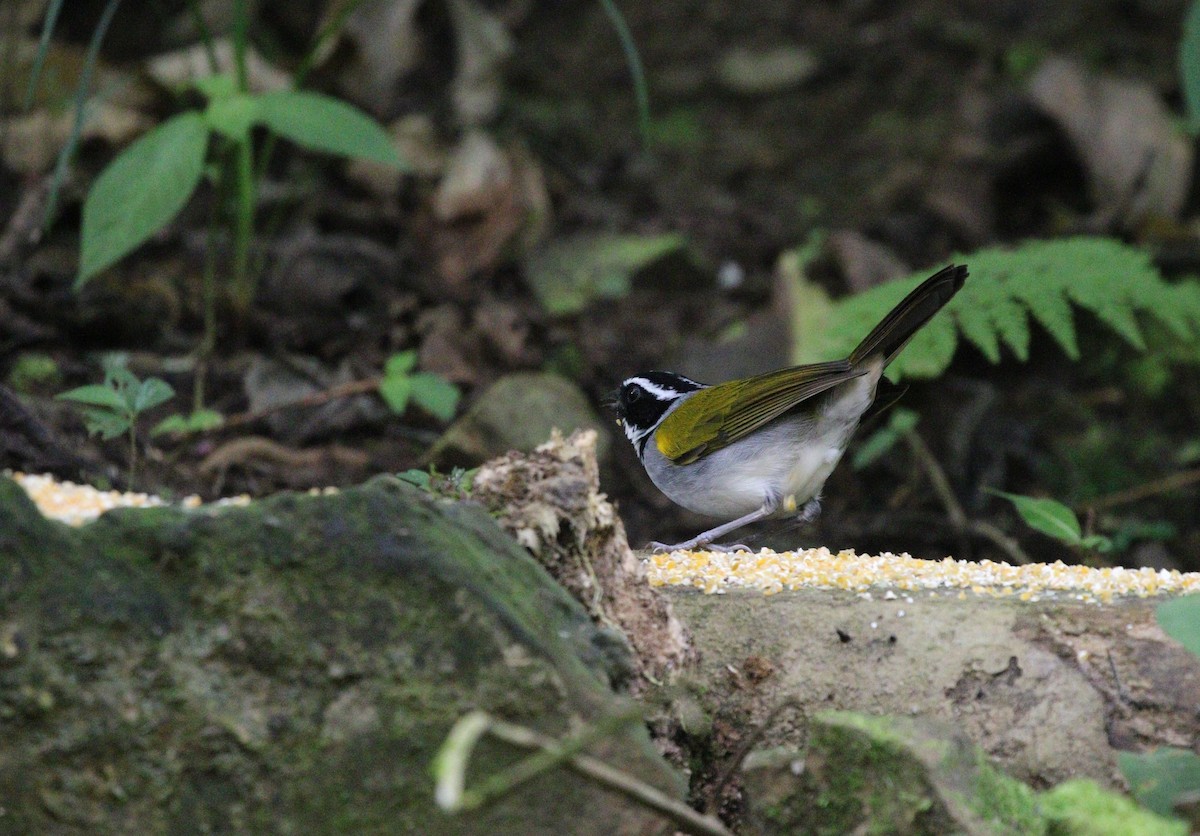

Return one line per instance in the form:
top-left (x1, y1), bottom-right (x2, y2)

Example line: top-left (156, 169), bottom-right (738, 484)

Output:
top-left (627, 387), bottom-right (641, 402)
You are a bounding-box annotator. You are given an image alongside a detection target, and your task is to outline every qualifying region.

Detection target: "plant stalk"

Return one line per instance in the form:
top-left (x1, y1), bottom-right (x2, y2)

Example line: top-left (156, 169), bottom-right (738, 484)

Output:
top-left (231, 137), bottom-right (255, 315)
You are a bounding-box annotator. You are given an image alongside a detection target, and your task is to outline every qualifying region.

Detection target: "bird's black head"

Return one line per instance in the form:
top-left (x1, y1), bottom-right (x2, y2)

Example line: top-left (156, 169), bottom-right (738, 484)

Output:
top-left (612, 372), bottom-right (705, 440)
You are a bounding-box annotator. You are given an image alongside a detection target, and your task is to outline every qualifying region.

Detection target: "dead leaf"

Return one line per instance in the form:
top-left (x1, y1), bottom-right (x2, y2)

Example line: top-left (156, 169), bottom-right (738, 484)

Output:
top-left (1027, 56), bottom-right (1193, 227)
top-left (432, 129), bottom-right (511, 220)
top-left (717, 44), bottom-right (819, 96)
top-left (447, 0), bottom-right (513, 125)
top-left (416, 305), bottom-right (483, 385)
top-left (826, 230), bottom-right (909, 292)
top-left (421, 130), bottom-right (549, 292)
top-left (344, 113), bottom-right (448, 196)
top-left (330, 0), bottom-right (424, 113)
top-left (145, 38), bottom-right (291, 92)
top-left (2, 105), bottom-right (151, 174)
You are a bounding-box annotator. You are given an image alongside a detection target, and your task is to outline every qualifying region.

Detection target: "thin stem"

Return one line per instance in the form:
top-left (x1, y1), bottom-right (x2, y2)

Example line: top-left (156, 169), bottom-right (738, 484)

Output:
top-left (903, 427), bottom-right (1032, 564)
top-left (485, 719), bottom-right (732, 836)
top-left (597, 0), bottom-right (651, 148)
top-left (43, 0), bottom-right (122, 228)
top-left (231, 137), bottom-right (255, 314)
top-left (253, 0), bottom-right (370, 186)
top-left (435, 709), bottom-right (730, 836)
top-left (127, 423), bottom-right (138, 490)
top-left (24, 0), bottom-right (66, 108)
top-left (184, 0), bottom-right (220, 75)
top-left (232, 0), bottom-right (249, 92)
top-left (1079, 468), bottom-right (1200, 512)
top-left (195, 147), bottom-right (230, 411)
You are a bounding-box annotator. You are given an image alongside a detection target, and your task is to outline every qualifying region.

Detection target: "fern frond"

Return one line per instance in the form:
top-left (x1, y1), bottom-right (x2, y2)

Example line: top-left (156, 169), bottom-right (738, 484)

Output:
top-left (791, 237), bottom-right (1200, 380)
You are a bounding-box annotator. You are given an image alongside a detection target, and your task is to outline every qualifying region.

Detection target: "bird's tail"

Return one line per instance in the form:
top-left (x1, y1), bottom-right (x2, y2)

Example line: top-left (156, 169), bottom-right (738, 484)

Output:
top-left (848, 264), bottom-right (968, 368)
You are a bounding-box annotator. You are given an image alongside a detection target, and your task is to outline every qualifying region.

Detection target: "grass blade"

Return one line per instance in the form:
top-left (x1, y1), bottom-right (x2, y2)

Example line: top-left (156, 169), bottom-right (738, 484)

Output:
top-left (42, 0), bottom-right (123, 229)
top-left (23, 0), bottom-right (66, 109)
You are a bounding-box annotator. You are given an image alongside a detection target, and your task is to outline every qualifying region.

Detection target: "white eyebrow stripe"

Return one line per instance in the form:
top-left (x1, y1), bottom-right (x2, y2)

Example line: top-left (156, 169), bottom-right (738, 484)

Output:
top-left (626, 376), bottom-right (701, 400)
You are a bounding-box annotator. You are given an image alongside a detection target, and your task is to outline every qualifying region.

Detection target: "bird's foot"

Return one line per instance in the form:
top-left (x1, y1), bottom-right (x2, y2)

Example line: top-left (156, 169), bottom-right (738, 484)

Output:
top-left (796, 498), bottom-right (822, 525)
top-left (649, 540), bottom-right (753, 553)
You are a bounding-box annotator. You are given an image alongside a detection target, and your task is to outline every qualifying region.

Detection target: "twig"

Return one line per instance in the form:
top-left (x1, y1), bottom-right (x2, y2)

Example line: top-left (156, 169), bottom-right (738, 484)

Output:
top-left (705, 698), bottom-right (806, 816)
top-left (962, 518), bottom-right (1032, 566)
top-left (1079, 468), bottom-right (1200, 512)
top-left (214, 377), bottom-right (382, 431)
top-left (434, 710), bottom-right (732, 836)
top-left (903, 428), bottom-right (1032, 564)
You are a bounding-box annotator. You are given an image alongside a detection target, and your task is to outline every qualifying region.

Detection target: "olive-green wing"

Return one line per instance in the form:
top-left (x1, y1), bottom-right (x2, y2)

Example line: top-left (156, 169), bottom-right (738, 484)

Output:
top-left (655, 361), bottom-right (866, 464)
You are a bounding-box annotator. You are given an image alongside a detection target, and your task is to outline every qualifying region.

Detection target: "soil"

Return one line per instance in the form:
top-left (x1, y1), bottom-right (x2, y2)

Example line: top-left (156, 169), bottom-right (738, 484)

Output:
top-left (3, 0), bottom-right (1199, 569)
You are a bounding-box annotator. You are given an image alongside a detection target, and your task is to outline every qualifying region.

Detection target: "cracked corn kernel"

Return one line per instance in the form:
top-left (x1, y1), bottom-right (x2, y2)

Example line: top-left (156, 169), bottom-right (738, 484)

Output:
top-left (645, 546), bottom-right (1200, 602)
top-left (9, 472), bottom-right (250, 526)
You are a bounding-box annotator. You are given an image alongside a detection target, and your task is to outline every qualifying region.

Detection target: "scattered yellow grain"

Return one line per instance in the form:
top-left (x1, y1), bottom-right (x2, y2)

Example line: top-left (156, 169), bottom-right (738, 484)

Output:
top-left (645, 547), bottom-right (1200, 603)
top-left (7, 472), bottom-right (250, 526)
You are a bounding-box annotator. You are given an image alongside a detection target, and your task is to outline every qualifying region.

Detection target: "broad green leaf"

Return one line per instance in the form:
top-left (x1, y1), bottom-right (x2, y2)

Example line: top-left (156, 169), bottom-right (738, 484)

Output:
top-left (525, 233), bottom-right (687, 315)
top-left (398, 469), bottom-right (432, 489)
top-left (205, 92), bottom-right (259, 141)
top-left (254, 90), bottom-right (404, 167)
top-left (80, 407), bottom-right (131, 440)
top-left (152, 408), bottom-right (225, 436)
top-left (193, 73), bottom-right (238, 101)
top-left (1182, 1), bottom-right (1200, 134)
top-left (988, 490), bottom-right (1083, 543)
top-left (378, 375), bottom-right (412, 414)
top-left (1078, 535), bottom-right (1112, 553)
top-left (1156, 594), bottom-right (1200, 658)
top-left (1119, 747), bottom-right (1200, 818)
top-left (132, 378), bottom-right (175, 413)
top-left (56, 384), bottom-right (126, 411)
top-left (79, 112), bottom-right (209, 285)
top-left (385, 351), bottom-right (418, 377)
top-left (410, 373), bottom-right (461, 421)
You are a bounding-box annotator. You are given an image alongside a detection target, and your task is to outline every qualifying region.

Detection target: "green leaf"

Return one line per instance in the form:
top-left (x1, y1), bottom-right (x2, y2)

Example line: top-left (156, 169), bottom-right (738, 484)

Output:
top-left (385, 351), bottom-right (418, 377)
top-left (1156, 594), bottom-right (1200, 658)
top-left (79, 112), bottom-right (209, 285)
top-left (151, 410), bottom-right (224, 436)
top-left (398, 469), bottom-right (432, 489)
top-left (56, 384), bottom-right (126, 411)
top-left (192, 73), bottom-right (238, 101)
top-left (1078, 535), bottom-right (1113, 553)
top-left (788, 238), bottom-right (1200, 381)
top-left (988, 489), bottom-right (1083, 543)
top-left (1182, 1), bottom-right (1200, 134)
top-left (525, 233), bottom-right (688, 315)
top-left (254, 90), bottom-right (405, 168)
top-left (204, 92), bottom-right (259, 141)
top-left (80, 407), bottom-right (131, 440)
top-left (851, 408), bottom-right (917, 470)
top-left (132, 378), bottom-right (175, 413)
top-left (1119, 747), bottom-right (1200, 818)
top-left (378, 375), bottom-right (412, 414)
top-left (410, 373), bottom-right (461, 422)
top-left (152, 408), bottom-right (224, 436)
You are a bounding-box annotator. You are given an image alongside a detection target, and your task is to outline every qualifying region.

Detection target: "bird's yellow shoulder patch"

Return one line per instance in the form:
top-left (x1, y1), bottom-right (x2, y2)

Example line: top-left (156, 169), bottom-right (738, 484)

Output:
top-left (653, 386), bottom-right (732, 462)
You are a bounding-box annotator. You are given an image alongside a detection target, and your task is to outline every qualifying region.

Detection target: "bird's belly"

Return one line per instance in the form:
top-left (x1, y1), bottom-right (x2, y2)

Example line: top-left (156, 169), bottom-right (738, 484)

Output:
top-left (644, 416), bottom-right (850, 519)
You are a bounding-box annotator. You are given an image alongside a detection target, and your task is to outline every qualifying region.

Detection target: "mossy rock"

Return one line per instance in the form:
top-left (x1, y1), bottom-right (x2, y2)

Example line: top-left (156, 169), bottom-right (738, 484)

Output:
top-left (743, 711), bottom-right (1044, 835)
top-left (1041, 779), bottom-right (1187, 836)
top-left (0, 476), bottom-right (681, 833)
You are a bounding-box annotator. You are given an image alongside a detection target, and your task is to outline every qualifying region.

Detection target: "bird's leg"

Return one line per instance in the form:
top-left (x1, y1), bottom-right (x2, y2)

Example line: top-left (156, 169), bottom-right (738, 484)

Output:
top-left (651, 495), bottom-right (780, 553)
